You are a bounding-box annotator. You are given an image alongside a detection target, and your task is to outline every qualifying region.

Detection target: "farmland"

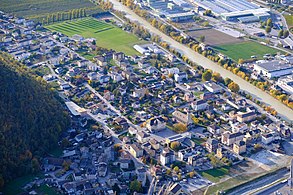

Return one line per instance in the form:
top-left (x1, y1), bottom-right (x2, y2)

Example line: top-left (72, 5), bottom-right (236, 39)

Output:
top-left (46, 17), bottom-right (145, 55)
top-left (188, 29), bottom-right (244, 46)
top-left (0, 0), bottom-right (102, 21)
top-left (284, 14), bottom-right (293, 32)
top-left (213, 41), bottom-right (280, 61)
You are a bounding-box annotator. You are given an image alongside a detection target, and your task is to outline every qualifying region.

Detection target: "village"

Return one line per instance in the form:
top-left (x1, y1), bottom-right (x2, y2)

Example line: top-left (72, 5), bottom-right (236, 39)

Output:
top-left (0, 10), bottom-right (293, 195)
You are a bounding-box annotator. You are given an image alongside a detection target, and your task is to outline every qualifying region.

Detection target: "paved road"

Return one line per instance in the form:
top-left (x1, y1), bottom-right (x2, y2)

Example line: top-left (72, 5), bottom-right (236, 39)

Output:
top-left (254, 181), bottom-right (287, 195)
top-left (227, 169), bottom-right (289, 195)
top-left (109, 0), bottom-right (293, 122)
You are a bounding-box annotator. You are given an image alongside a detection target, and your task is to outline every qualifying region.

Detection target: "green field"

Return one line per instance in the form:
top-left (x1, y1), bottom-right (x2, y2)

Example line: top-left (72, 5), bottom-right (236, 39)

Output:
top-left (199, 167), bottom-right (230, 183)
top-left (0, 0), bottom-right (102, 21)
top-left (284, 14), bottom-right (293, 32)
top-left (46, 17), bottom-right (145, 56)
top-left (214, 41), bottom-right (280, 61)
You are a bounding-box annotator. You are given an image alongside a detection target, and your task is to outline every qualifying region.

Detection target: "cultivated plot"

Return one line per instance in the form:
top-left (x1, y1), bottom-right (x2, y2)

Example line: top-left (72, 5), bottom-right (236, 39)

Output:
top-left (213, 41), bottom-right (280, 61)
top-left (187, 29), bottom-right (244, 46)
top-left (46, 17), bottom-right (145, 56)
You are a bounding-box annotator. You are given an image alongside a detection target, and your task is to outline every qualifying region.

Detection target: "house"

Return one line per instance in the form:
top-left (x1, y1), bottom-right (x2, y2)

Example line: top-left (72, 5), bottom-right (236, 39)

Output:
top-left (94, 56), bottom-right (107, 66)
top-left (137, 131), bottom-right (150, 143)
top-left (132, 88), bottom-right (148, 98)
top-left (231, 122), bottom-right (248, 133)
top-left (168, 183), bottom-right (185, 195)
top-left (149, 139), bottom-right (160, 150)
top-left (172, 110), bottom-right (193, 125)
top-left (145, 66), bottom-right (158, 74)
top-left (165, 67), bottom-right (179, 75)
top-left (146, 116), bottom-right (166, 132)
top-left (261, 133), bottom-right (275, 144)
top-left (221, 131), bottom-right (244, 146)
top-left (200, 92), bottom-right (214, 100)
top-left (233, 141), bottom-right (246, 154)
top-left (244, 129), bottom-right (261, 142)
top-left (129, 144), bottom-right (143, 158)
top-left (191, 99), bottom-right (208, 111)
top-left (207, 124), bottom-right (221, 135)
top-left (138, 60), bottom-right (150, 68)
top-left (174, 72), bottom-right (188, 83)
top-left (183, 93), bottom-right (195, 102)
top-left (206, 138), bottom-right (219, 153)
top-left (204, 81), bottom-right (223, 93)
top-left (160, 148), bottom-right (175, 166)
top-left (136, 168), bottom-right (147, 186)
top-left (237, 111), bottom-right (257, 122)
top-left (77, 60), bottom-right (89, 67)
top-left (113, 52), bottom-right (125, 61)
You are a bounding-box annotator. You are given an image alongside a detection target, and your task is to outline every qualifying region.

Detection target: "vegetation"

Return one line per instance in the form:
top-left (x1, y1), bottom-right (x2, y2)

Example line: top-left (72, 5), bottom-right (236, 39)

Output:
top-left (202, 70), bottom-right (212, 81)
top-left (199, 167), bottom-right (230, 183)
top-left (0, 52), bottom-right (70, 188)
top-left (228, 82), bottom-right (240, 93)
top-left (129, 180), bottom-right (143, 193)
top-left (0, 0), bottom-right (103, 23)
top-left (214, 42), bottom-right (280, 61)
top-left (173, 123), bottom-right (188, 133)
top-left (170, 141), bottom-right (181, 151)
top-left (46, 17), bottom-right (145, 56)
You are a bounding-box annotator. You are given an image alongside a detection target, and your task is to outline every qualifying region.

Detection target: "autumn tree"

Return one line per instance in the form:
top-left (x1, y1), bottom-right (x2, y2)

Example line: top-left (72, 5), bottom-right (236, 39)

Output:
top-left (228, 81), bottom-right (240, 92)
top-left (170, 141), bottom-right (181, 151)
top-left (202, 70), bottom-right (212, 81)
top-left (130, 180), bottom-right (143, 192)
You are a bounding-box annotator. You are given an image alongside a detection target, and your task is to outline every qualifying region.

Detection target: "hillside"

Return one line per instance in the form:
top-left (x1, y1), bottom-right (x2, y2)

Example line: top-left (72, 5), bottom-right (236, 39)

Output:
top-left (0, 52), bottom-right (70, 188)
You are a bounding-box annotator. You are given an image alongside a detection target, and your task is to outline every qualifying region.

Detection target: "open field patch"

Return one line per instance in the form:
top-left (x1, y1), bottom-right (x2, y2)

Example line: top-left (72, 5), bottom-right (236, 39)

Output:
top-left (213, 41), bottom-right (281, 61)
top-left (46, 17), bottom-right (146, 56)
top-left (187, 29), bottom-right (244, 46)
top-left (0, 0), bottom-right (102, 21)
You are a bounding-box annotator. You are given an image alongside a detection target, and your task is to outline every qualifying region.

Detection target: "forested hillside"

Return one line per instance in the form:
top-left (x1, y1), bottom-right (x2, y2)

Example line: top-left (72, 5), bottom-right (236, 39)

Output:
top-left (0, 52), bottom-right (70, 188)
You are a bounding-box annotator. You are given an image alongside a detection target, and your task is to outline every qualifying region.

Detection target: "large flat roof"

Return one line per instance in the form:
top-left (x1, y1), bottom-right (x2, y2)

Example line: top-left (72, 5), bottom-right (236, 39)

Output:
top-left (194, 0), bottom-right (264, 15)
top-left (255, 60), bottom-right (293, 72)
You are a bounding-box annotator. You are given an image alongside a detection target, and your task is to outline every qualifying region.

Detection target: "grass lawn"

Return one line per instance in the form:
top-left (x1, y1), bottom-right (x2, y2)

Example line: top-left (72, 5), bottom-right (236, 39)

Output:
top-left (46, 17), bottom-right (146, 56)
top-left (35, 185), bottom-right (60, 195)
top-left (2, 173), bottom-right (43, 195)
top-left (213, 41), bottom-right (280, 61)
top-left (0, 0), bottom-right (102, 20)
top-left (191, 137), bottom-right (206, 145)
top-left (284, 14), bottom-right (293, 27)
top-left (199, 167), bottom-right (230, 183)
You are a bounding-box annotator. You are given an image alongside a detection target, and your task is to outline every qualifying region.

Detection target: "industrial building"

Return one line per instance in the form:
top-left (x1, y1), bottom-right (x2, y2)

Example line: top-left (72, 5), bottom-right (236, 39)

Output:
top-left (253, 60), bottom-right (293, 78)
top-left (146, 0), bottom-right (194, 22)
top-left (277, 75), bottom-right (293, 95)
top-left (194, 0), bottom-right (270, 22)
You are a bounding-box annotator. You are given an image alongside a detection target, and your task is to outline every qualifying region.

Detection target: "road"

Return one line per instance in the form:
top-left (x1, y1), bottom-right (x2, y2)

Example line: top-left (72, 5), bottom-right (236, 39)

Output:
top-left (109, 0), bottom-right (293, 122)
top-left (227, 168), bottom-right (289, 195)
top-left (254, 181), bottom-right (287, 195)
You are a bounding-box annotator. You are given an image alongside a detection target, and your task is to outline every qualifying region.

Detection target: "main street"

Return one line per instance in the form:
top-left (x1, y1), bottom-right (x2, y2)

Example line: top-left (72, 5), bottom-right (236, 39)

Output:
top-left (108, 0), bottom-right (293, 122)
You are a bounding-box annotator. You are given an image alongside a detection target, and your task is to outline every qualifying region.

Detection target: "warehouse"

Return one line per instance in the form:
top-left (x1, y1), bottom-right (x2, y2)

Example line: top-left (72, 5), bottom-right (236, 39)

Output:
top-left (253, 60), bottom-right (293, 78)
top-left (194, 0), bottom-right (270, 22)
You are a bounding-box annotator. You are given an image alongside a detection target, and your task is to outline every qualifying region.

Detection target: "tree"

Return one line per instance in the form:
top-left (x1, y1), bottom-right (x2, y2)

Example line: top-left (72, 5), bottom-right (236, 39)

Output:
top-left (199, 35), bottom-right (205, 42)
top-left (202, 70), bottom-right (212, 81)
top-left (212, 72), bottom-right (223, 83)
top-left (266, 18), bottom-right (273, 27)
top-left (130, 180), bottom-right (142, 192)
top-left (265, 26), bottom-right (271, 34)
top-left (173, 166), bottom-right (180, 173)
top-left (170, 141), bottom-right (180, 151)
top-left (278, 29), bottom-right (284, 38)
top-left (228, 82), bottom-right (240, 93)
top-left (173, 123), bottom-right (187, 133)
top-left (238, 58), bottom-right (245, 64)
top-left (224, 77), bottom-right (232, 86)
top-left (284, 30), bottom-right (289, 38)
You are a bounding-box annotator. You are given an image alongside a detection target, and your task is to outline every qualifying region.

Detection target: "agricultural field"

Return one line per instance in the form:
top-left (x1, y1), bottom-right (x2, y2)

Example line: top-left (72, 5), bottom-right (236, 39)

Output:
top-left (284, 14), bottom-right (293, 32)
top-left (0, 0), bottom-right (102, 22)
top-left (213, 41), bottom-right (280, 61)
top-left (188, 29), bottom-right (244, 46)
top-left (46, 17), bottom-right (145, 56)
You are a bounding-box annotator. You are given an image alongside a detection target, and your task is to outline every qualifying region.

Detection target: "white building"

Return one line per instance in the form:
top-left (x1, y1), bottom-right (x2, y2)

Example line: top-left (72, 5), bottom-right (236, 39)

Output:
top-left (277, 75), bottom-right (293, 95)
top-left (253, 60), bottom-right (293, 78)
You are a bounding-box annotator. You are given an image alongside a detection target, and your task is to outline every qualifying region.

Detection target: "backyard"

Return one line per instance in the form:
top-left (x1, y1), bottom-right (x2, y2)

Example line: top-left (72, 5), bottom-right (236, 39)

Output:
top-left (46, 17), bottom-right (145, 56)
top-left (213, 41), bottom-right (280, 61)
